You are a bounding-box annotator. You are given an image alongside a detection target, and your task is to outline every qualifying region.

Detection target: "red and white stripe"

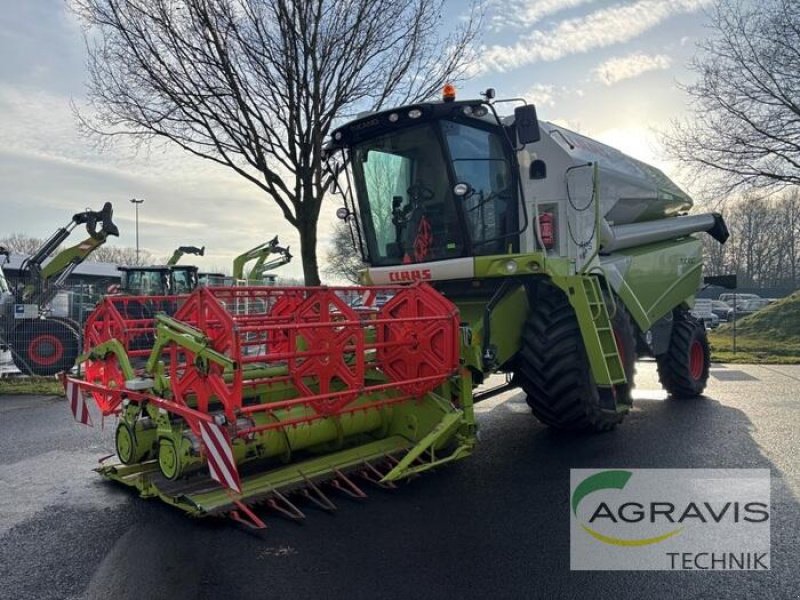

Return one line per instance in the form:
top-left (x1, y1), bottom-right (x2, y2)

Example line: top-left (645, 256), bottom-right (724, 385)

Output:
top-left (200, 421), bottom-right (241, 494)
top-left (361, 289), bottom-right (376, 307)
top-left (66, 380), bottom-right (92, 426)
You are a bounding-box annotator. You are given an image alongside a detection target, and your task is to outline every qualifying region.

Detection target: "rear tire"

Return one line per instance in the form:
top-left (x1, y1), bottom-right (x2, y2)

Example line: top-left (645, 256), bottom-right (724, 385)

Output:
top-left (656, 313), bottom-right (710, 398)
top-left (10, 319), bottom-right (80, 376)
top-left (515, 284), bottom-right (636, 432)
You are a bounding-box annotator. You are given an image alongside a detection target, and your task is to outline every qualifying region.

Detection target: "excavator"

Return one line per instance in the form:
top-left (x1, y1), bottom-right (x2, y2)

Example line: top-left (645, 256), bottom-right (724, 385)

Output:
top-left (0, 202), bottom-right (118, 375)
top-left (232, 236), bottom-right (291, 284)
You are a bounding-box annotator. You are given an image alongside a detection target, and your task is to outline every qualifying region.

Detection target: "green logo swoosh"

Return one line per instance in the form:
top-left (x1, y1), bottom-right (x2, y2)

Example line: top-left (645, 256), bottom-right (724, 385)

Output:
top-left (572, 470), bottom-right (682, 546)
top-left (572, 470), bottom-right (633, 516)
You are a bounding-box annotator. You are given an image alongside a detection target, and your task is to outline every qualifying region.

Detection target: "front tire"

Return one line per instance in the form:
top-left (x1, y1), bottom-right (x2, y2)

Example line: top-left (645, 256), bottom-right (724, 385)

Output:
top-left (516, 284), bottom-right (636, 432)
top-left (656, 313), bottom-right (710, 398)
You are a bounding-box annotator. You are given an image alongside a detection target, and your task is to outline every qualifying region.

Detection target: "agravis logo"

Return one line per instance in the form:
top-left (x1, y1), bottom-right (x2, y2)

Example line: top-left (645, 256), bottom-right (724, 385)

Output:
top-left (570, 469), bottom-right (771, 570)
top-left (571, 470), bottom-right (683, 546)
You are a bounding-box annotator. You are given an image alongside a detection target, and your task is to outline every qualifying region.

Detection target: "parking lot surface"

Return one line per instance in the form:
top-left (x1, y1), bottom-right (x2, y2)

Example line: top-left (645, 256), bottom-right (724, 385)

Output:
top-left (1, 361), bottom-right (798, 599)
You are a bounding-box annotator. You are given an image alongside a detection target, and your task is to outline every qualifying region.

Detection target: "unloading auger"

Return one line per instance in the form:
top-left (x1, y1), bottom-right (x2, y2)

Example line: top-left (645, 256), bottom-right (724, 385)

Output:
top-left (63, 283), bottom-right (475, 527)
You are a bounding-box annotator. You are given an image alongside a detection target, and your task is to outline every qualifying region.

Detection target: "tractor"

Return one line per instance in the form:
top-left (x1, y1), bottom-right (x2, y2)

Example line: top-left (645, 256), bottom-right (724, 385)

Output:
top-left (62, 88), bottom-right (727, 527)
top-left (117, 245), bottom-right (205, 296)
top-left (0, 203), bottom-right (118, 375)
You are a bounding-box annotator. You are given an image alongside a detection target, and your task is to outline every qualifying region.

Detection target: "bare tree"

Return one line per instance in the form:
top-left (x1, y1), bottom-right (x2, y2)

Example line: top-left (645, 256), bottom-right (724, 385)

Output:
top-left (776, 190), bottom-right (800, 285)
top-left (0, 234), bottom-right (56, 256)
top-left (664, 0), bottom-right (800, 195)
top-left (325, 220), bottom-right (365, 284)
top-left (703, 188), bottom-right (800, 289)
top-left (89, 245), bottom-right (154, 266)
top-left (73, 0), bottom-right (481, 285)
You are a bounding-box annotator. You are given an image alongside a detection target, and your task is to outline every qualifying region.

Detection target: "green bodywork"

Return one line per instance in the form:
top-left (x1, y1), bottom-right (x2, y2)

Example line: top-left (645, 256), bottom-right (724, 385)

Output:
top-left (21, 234), bottom-right (108, 306)
top-left (232, 238), bottom-right (291, 283)
top-left (405, 234), bottom-right (703, 388)
top-left (167, 245), bottom-right (204, 266)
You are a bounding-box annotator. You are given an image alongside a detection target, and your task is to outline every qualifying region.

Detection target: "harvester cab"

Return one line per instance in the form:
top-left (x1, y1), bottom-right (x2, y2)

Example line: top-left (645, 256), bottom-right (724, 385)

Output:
top-left (62, 88), bottom-right (728, 529)
top-left (327, 86), bottom-right (728, 427)
top-left (1, 202), bottom-right (119, 375)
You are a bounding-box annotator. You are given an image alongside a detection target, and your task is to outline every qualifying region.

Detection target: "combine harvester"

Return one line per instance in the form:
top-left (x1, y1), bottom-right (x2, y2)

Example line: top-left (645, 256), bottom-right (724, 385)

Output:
top-left (63, 88), bottom-right (728, 528)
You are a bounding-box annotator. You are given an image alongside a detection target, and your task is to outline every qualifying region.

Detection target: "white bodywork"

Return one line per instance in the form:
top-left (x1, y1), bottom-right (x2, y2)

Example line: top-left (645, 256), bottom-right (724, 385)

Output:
top-left (515, 120), bottom-right (693, 268)
top-left (367, 257), bottom-right (475, 285)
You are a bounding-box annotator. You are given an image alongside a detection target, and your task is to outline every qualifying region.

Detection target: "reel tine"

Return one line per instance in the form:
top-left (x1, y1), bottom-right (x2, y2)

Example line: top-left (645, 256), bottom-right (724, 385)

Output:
top-left (331, 469), bottom-right (367, 499)
top-left (299, 473), bottom-right (337, 512)
top-left (266, 490), bottom-right (306, 521)
top-left (360, 460), bottom-right (396, 489)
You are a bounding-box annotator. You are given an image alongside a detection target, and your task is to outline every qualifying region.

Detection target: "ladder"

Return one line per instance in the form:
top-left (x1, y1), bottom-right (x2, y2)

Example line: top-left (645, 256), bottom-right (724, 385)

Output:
top-left (566, 274), bottom-right (626, 387)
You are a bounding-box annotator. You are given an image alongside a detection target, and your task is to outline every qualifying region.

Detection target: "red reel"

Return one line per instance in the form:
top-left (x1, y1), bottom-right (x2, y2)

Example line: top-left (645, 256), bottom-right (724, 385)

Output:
top-left (376, 284), bottom-right (459, 397)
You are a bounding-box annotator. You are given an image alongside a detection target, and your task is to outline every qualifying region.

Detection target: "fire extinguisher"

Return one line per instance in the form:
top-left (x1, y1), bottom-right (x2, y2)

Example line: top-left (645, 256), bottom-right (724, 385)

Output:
top-left (538, 212), bottom-right (555, 249)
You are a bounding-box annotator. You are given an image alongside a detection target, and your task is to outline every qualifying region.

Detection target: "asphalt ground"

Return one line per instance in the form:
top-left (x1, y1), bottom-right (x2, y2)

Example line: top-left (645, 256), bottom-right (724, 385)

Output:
top-left (1, 361), bottom-right (798, 600)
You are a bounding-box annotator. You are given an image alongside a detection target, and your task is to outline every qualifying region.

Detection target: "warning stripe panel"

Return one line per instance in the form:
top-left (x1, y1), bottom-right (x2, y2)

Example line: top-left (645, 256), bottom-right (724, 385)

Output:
top-left (200, 421), bottom-right (241, 493)
top-left (66, 380), bottom-right (92, 426)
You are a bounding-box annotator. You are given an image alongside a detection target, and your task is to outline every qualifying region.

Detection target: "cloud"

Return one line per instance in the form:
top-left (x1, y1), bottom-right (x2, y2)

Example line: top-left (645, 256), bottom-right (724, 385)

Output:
top-left (0, 85), bottom-right (311, 280)
top-left (593, 52), bottom-right (672, 85)
top-left (519, 83), bottom-right (585, 108)
top-left (488, 0), bottom-right (597, 31)
top-left (479, 0), bottom-right (712, 73)
top-left (521, 84), bottom-right (557, 107)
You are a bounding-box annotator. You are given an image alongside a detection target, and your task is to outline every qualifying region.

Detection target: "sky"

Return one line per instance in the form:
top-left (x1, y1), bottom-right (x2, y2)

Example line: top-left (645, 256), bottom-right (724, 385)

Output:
top-left (0, 0), bottom-right (721, 280)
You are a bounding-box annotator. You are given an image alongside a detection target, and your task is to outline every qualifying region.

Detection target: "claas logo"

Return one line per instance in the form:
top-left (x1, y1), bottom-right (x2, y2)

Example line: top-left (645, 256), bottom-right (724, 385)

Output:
top-left (388, 269), bottom-right (432, 282)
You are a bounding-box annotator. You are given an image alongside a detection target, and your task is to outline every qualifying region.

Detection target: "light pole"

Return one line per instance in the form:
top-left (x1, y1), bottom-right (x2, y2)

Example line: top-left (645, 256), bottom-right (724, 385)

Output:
top-left (130, 198), bottom-right (144, 264)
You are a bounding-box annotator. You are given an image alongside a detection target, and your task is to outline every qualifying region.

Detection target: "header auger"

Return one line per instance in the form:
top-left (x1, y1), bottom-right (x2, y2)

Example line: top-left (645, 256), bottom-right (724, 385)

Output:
top-left (65, 282), bottom-right (473, 526)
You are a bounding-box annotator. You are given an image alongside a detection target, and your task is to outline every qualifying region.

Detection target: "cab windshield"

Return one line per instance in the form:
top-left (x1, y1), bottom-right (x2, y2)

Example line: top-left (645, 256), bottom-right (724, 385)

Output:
top-left (123, 270), bottom-right (166, 295)
top-left (172, 268), bottom-right (196, 294)
top-left (351, 120), bottom-right (514, 266)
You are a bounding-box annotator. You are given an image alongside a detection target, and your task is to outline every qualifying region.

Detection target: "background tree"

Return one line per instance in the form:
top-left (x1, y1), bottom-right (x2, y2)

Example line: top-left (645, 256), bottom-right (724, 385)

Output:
top-left (325, 221), bottom-right (366, 283)
top-left (702, 188), bottom-right (800, 289)
top-left (664, 0), bottom-right (800, 194)
top-left (90, 245), bottom-right (154, 266)
top-left (0, 234), bottom-right (148, 265)
top-left (0, 234), bottom-right (54, 256)
top-left (74, 0), bottom-right (481, 285)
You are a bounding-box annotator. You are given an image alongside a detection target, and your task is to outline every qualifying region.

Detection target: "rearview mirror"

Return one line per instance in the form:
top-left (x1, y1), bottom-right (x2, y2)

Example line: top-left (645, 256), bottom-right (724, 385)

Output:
top-left (514, 105), bottom-right (541, 145)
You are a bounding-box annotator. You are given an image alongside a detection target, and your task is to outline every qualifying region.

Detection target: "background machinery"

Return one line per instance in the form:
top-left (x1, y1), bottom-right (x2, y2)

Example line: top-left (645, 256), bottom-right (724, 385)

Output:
top-left (232, 236), bottom-right (292, 285)
top-left (63, 89), bottom-right (728, 527)
top-left (1, 203), bottom-right (118, 375)
top-left (168, 245), bottom-right (205, 266)
top-left (118, 245), bottom-right (205, 296)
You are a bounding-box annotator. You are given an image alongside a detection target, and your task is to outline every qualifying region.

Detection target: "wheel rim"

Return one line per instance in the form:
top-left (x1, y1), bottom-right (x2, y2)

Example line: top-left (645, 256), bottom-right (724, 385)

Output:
top-left (116, 423), bottom-right (136, 464)
top-left (689, 340), bottom-right (705, 380)
top-left (28, 334), bottom-right (64, 366)
top-left (158, 439), bottom-right (180, 480)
